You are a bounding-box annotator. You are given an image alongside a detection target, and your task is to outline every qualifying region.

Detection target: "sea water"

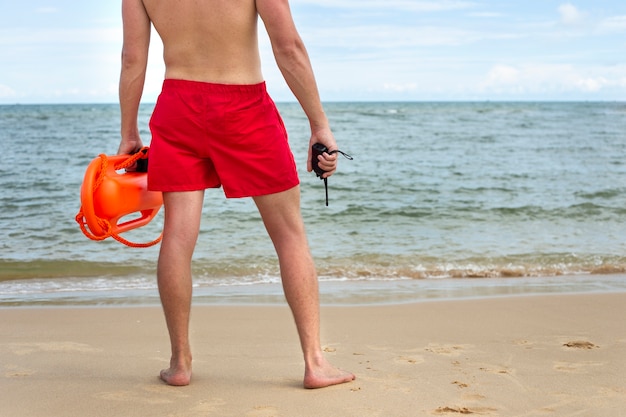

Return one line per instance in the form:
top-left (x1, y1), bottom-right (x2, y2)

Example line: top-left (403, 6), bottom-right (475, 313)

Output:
top-left (1, 102), bottom-right (625, 306)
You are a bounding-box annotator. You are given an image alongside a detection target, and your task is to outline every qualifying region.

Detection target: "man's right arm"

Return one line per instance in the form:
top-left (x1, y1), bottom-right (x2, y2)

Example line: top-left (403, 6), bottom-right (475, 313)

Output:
top-left (256, 0), bottom-right (339, 177)
top-left (118, 0), bottom-right (151, 154)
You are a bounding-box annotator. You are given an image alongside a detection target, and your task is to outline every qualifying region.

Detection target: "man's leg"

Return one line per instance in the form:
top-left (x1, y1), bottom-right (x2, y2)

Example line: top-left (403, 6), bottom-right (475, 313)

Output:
top-left (253, 186), bottom-right (355, 388)
top-left (157, 190), bottom-right (204, 386)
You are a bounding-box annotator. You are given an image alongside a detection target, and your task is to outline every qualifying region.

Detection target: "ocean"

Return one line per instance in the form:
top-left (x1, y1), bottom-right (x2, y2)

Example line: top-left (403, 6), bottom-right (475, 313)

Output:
top-left (1, 101), bottom-right (626, 306)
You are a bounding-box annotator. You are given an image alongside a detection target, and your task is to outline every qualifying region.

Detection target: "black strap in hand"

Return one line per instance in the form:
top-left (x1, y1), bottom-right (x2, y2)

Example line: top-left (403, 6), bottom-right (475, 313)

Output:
top-left (311, 143), bottom-right (353, 206)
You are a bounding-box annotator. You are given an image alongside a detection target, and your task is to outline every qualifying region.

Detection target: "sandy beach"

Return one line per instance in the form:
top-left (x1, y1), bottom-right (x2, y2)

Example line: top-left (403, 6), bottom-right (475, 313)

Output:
top-left (2, 291), bottom-right (625, 417)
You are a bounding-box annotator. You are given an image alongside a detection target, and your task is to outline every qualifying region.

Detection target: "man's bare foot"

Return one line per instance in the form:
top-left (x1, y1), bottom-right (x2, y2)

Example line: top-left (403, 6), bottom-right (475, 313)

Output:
top-left (160, 367), bottom-right (191, 386)
top-left (159, 358), bottom-right (192, 386)
top-left (303, 357), bottom-right (355, 389)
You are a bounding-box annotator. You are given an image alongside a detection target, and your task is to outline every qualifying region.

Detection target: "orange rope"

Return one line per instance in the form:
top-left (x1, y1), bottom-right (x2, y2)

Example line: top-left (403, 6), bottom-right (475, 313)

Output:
top-left (75, 148), bottom-right (163, 248)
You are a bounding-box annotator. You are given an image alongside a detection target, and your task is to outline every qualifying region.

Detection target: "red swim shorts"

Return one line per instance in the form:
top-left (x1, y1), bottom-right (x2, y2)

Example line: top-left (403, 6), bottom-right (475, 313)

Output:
top-left (147, 79), bottom-right (299, 198)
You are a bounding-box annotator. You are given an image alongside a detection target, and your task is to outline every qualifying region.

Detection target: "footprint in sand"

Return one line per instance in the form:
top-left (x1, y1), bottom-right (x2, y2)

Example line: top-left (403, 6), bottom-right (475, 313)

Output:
top-left (433, 405), bottom-right (498, 415)
top-left (425, 344), bottom-right (472, 357)
top-left (478, 365), bottom-right (515, 376)
top-left (393, 355), bottom-right (424, 365)
top-left (452, 380), bottom-right (469, 388)
top-left (562, 340), bottom-right (599, 350)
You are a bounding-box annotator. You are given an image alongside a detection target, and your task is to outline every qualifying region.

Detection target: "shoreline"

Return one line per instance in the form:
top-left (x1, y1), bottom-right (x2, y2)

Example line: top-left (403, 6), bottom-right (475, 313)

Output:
top-left (2, 292), bottom-right (625, 416)
top-left (1, 273), bottom-right (626, 307)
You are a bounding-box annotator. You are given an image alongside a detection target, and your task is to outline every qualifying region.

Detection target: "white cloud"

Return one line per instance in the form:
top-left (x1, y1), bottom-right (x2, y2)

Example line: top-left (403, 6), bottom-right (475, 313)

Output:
top-left (383, 82), bottom-right (418, 92)
top-left (296, 0), bottom-right (475, 12)
top-left (302, 23), bottom-right (523, 53)
top-left (0, 84), bottom-right (17, 98)
top-left (598, 15), bottom-right (626, 33)
top-left (575, 77), bottom-right (607, 92)
top-left (483, 65), bottom-right (520, 86)
top-left (558, 3), bottom-right (585, 25)
top-left (479, 63), bottom-right (626, 96)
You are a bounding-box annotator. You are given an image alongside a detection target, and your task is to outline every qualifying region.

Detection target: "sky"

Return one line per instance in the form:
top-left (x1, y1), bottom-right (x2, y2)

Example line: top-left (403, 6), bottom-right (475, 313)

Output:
top-left (0, 1), bottom-right (625, 103)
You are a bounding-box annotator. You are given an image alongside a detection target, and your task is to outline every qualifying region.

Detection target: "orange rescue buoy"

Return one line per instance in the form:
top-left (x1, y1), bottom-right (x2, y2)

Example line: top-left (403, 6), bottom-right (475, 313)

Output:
top-left (75, 147), bottom-right (163, 247)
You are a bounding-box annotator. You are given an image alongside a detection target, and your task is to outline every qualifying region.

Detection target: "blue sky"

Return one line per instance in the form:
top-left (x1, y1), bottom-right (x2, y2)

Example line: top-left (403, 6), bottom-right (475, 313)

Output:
top-left (1, 1), bottom-right (625, 103)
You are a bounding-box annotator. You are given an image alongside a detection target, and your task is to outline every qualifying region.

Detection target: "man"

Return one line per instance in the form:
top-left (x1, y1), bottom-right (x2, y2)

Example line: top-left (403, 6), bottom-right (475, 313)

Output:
top-left (117, 0), bottom-right (355, 389)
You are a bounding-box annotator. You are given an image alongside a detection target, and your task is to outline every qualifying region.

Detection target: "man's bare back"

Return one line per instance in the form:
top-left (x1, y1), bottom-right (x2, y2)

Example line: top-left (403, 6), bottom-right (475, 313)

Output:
top-left (141, 0), bottom-right (263, 84)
